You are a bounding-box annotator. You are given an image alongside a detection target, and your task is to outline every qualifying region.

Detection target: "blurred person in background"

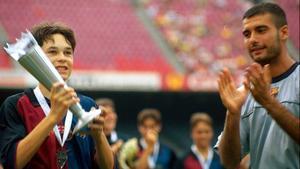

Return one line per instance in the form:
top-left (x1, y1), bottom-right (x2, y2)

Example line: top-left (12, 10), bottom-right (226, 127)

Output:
top-left (119, 108), bottom-right (177, 169)
top-left (0, 22), bottom-right (114, 169)
top-left (96, 98), bottom-right (125, 154)
top-left (217, 2), bottom-right (299, 169)
top-left (177, 113), bottom-right (224, 169)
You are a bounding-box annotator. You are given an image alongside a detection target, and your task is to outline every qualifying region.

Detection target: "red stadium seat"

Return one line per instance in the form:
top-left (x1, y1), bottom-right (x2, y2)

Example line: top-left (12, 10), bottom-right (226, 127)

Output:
top-left (0, 0), bottom-right (174, 73)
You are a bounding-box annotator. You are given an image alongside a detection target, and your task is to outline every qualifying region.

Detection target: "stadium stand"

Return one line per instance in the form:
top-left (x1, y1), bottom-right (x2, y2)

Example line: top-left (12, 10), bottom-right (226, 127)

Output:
top-left (275, 0), bottom-right (299, 49)
top-left (0, 0), bottom-right (174, 73)
top-left (143, 0), bottom-right (253, 75)
top-left (0, 0), bottom-right (298, 91)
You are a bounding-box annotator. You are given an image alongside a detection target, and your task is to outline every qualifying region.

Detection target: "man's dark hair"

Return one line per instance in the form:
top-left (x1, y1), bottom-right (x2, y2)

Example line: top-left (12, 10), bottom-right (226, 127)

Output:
top-left (137, 108), bottom-right (161, 126)
top-left (243, 2), bottom-right (287, 29)
top-left (31, 22), bottom-right (76, 50)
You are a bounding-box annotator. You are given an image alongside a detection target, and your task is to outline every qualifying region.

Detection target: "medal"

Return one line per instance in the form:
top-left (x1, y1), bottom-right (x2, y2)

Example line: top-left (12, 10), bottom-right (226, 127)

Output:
top-left (57, 150), bottom-right (68, 169)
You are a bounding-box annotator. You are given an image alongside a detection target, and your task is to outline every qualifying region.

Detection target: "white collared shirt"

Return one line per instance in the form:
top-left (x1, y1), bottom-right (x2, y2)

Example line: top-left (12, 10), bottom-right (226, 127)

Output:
top-left (191, 145), bottom-right (213, 169)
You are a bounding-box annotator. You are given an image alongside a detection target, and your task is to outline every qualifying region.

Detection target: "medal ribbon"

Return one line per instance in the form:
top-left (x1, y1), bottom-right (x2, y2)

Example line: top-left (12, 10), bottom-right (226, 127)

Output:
top-left (34, 87), bottom-right (73, 147)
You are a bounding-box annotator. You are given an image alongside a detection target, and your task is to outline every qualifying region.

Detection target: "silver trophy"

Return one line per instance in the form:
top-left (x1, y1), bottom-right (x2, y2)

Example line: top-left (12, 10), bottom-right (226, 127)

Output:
top-left (4, 30), bottom-right (101, 133)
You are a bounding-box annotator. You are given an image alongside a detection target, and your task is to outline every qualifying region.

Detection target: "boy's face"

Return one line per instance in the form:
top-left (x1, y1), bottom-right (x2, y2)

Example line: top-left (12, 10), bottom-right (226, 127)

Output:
top-left (41, 33), bottom-right (74, 81)
top-left (138, 118), bottom-right (161, 138)
top-left (191, 122), bottom-right (213, 149)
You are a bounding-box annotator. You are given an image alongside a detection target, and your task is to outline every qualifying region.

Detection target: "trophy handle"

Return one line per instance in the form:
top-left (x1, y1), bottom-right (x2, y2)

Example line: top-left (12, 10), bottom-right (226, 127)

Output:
top-left (73, 109), bottom-right (101, 134)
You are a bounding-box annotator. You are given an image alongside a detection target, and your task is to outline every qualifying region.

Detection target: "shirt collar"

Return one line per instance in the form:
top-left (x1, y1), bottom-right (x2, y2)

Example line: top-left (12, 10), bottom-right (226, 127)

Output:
top-left (140, 138), bottom-right (160, 151)
top-left (272, 62), bottom-right (299, 83)
top-left (24, 88), bottom-right (41, 107)
top-left (191, 144), bottom-right (213, 169)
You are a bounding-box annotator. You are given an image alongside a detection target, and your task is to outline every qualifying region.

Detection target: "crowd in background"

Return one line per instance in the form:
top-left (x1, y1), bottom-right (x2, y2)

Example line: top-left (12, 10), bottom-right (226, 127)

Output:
top-left (143, 0), bottom-right (252, 77)
top-left (139, 0), bottom-right (299, 87)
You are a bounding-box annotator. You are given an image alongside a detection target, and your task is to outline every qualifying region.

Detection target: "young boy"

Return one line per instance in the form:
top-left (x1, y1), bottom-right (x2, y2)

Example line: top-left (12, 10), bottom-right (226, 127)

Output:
top-left (119, 108), bottom-right (177, 169)
top-left (179, 113), bottom-right (223, 169)
top-left (0, 22), bottom-right (114, 169)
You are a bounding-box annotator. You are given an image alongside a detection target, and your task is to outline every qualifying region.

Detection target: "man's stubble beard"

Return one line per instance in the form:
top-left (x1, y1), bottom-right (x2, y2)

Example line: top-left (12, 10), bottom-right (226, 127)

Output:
top-left (250, 33), bottom-right (281, 66)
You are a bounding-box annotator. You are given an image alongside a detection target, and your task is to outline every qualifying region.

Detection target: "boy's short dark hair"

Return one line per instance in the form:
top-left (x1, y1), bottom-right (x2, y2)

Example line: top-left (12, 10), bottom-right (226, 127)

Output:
top-left (243, 2), bottom-right (287, 29)
top-left (190, 112), bottom-right (213, 130)
top-left (31, 22), bottom-right (76, 50)
top-left (137, 108), bottom-right (161, 126)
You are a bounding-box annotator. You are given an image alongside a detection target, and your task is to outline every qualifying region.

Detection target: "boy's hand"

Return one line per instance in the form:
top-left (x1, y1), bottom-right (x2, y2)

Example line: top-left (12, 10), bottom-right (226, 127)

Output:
top-left (49, 83), bottom-right (79, 123)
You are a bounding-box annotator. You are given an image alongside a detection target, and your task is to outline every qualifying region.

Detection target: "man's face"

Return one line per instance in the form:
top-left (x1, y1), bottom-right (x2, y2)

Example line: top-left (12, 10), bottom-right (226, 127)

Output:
top-left (242, 13), bottom-right (282, 65)
top-left (41, 33), bottom-right (74, 81)
top-left (138, 118), bottom-right (161, 138)
top-left (191, 122), bottom-right (213, 149)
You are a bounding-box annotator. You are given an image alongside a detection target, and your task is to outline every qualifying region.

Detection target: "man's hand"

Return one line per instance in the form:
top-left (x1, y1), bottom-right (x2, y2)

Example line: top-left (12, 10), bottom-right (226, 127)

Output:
top-left (245, 63), bottom-right (273, 106)
top-left (218, 68), bottom-right (248, 169)
top-left (218, 68), bottom-right (249, 115)
top-left (244, 63), bottom-right (300, 143)
top-left (49, 83), bottom-right (79, 123)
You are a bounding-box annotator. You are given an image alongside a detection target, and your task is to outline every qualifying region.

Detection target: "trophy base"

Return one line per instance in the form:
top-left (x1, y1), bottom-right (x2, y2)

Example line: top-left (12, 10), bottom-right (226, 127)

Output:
top-left (73, 109), bottom-right (101, 134)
